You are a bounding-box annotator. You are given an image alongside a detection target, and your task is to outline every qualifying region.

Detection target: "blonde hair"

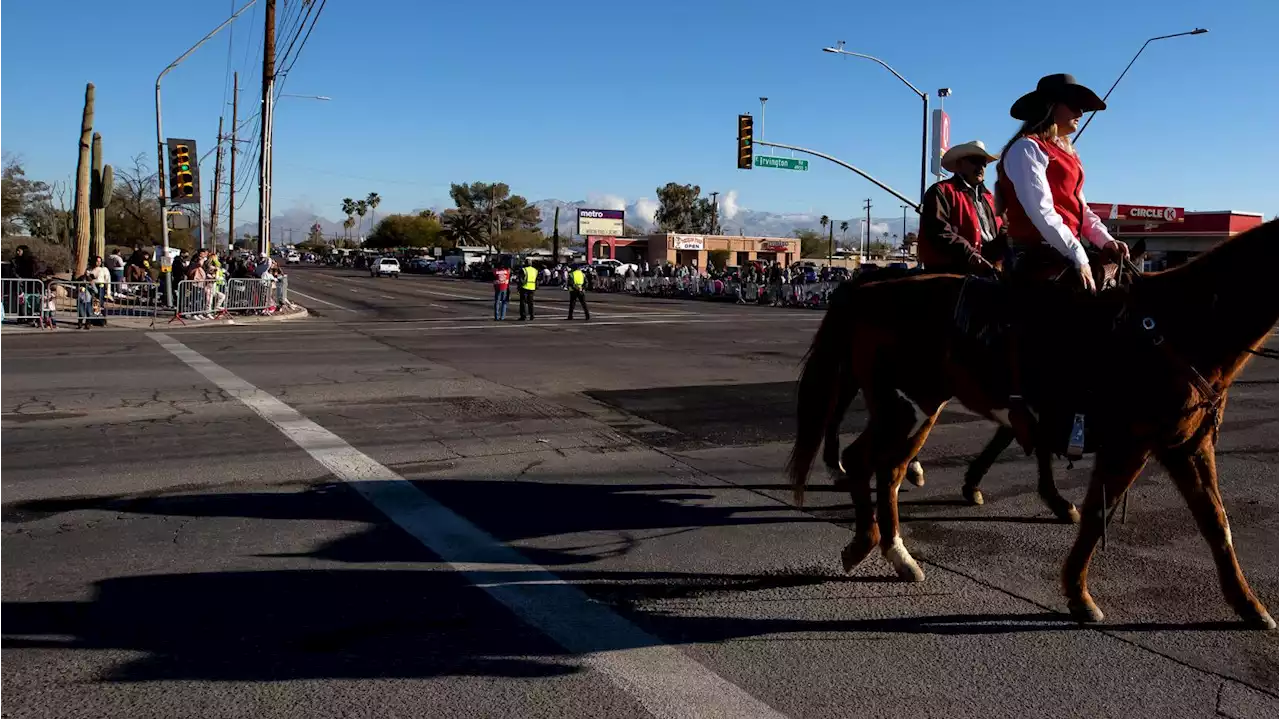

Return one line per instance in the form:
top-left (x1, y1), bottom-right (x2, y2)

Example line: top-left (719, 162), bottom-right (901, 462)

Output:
top-left (995, 104), bottom-right (1076, 213)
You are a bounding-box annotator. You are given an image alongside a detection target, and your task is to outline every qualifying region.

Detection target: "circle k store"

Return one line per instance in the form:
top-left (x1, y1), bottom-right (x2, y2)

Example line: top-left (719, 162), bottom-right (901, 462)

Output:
top-left (1090, 203), bottom-right (1267, 270)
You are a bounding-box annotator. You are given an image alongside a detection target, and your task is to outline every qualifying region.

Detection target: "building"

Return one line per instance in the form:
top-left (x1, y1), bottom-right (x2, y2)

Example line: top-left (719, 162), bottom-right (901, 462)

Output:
top-left (1089, 203), bottom-right (1266, 270)
top-left (586, 233), bottom-right (801, 269)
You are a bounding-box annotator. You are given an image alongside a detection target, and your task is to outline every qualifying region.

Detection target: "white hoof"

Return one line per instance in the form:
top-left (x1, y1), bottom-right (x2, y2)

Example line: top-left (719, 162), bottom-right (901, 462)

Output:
top-left (883, 536), bottom-right (925, 582)
top-left (906, 460), bottom-right (925, 487)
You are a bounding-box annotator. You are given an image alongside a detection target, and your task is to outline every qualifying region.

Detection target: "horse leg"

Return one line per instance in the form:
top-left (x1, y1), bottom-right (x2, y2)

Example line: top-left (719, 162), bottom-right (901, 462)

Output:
top-left (962, 425), bottom-right (1015, 506)
top-left (1062, 445), bottom-right (1150, 622)
top-left (1036, 440), bottom-right (1081, 524)
top-left (876, 396), bottom-right (941, 582)
top-left (823, 382), bottom-right (856, 485)
top-left (839, 430), bottom-right (879, 573)
top-left (1158, 436), bottom-right (1275, 629)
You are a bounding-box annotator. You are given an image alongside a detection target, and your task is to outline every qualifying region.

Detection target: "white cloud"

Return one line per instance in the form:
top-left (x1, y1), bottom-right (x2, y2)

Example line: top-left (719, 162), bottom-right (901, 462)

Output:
top-left (586, 193), bottom-right (626, 211)
top-left (632, 197), bottom-right (659, 225)
top-left (718, 190), bottom-right (740, 220)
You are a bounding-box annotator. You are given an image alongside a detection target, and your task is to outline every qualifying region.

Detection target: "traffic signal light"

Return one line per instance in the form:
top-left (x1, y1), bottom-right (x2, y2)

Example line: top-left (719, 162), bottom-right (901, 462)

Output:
top-left (166, 138), bottom-right (201, 204)
top-left (737, 114), bottom-right (753, 169)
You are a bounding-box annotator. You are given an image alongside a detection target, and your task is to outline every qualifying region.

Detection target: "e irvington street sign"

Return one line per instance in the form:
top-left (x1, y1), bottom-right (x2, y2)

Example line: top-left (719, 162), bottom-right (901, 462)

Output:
top-left (754, 156), bottom-right (808, 171)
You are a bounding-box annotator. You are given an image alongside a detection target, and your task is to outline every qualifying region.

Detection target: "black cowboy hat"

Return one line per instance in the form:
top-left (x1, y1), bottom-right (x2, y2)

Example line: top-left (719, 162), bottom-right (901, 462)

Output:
top-left (1010, 73), bottom-right (1106, 122)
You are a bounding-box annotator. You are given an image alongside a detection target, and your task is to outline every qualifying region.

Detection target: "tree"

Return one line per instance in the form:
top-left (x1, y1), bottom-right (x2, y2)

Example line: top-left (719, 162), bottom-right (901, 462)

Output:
top-left (418, 209), bottom-right (438, 222)
top-left (366, 213), bottom-right (442, 249)
top-left (2, 156), bottom-right (55, 238)
top-left (447, 182), bottom-right (541, 238)
top-left (307, 222), bottom-right (325, 246)
top-left (654, 183), bottom-right (715, 233)
top-left (342, 216), bottom-right (356, 239)
top-left (366, 192), bottom-right (381, 230)
top-left (340, 197), bottom-right (356, 239)
top-left (441, 208), bottom-right (485, 247)
top-left (492, 228), bottom-right (547, 253)
top-left (792, 228), bottom-right (826, 258)
top-left (355, 200), bottom-right (369, 238)
top-left (839, 220), bottom-right (849, 243)
top-left (820, 215), bottom-right (830, 235)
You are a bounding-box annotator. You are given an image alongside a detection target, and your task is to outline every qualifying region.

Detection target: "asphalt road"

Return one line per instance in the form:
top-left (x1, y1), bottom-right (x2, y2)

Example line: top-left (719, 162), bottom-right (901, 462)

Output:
top-left (3, 264), bottom-right (1276, 719)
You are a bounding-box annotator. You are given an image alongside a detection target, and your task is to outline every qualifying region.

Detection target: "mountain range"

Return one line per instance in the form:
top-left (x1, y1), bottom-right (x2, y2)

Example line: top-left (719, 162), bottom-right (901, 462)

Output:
top-left (231, 201), bottom-right (919, 248)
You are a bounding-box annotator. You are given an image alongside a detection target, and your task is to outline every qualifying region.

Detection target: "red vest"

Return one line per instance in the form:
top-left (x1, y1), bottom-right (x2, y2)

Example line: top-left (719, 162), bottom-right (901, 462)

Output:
top-left (493, 267), bottom-right (511, 289)
top-left (917, 178), bottom-right (1001, 270)
top-left (998, 135), bottom-right (1085, 247)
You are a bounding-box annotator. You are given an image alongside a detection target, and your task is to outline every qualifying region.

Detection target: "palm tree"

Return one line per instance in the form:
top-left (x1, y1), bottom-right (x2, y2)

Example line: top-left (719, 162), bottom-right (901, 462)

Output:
top-left (820, 215), bottom-right (829, 235)
top-left (340, 197), bottom-right (356, 239)
top-left (839, 220), bottom-right (849, 248)
top-left (343, 216), bottom-right (356, 241)
top-left (366, 192), bottom-right (381, 233)
top-left (355, 200), bottom-right (369, 239)
top-left (441, 209), bottom-right (484, 248)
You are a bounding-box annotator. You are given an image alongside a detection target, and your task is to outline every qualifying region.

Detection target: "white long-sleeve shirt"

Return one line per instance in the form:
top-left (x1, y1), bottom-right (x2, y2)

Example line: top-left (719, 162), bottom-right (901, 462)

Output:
top-left (1002, 137), bottom-right (1115, 268)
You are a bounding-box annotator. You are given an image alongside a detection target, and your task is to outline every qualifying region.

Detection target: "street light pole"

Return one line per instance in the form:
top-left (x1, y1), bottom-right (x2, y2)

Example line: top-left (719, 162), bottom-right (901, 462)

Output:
top-left (758, 97), bottom-right (768, 156)
top-left (1075, 28), bottom-right (1207, 141)
top-left (155, 0), bottom-right (258, 307)
top-left (822, 43), bottom-right (929, 204)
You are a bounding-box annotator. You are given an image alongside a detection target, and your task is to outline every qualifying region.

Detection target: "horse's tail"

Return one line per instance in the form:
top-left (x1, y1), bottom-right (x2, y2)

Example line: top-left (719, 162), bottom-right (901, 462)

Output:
top-left (787, 280), bottom-right (860, 507)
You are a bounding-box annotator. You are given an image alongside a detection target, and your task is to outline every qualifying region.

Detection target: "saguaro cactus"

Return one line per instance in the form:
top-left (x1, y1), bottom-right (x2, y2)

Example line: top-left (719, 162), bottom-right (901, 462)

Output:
top-left (90, 132), bottom-right (114, 259)
top-left (73, 83), bottom-right (95, 277)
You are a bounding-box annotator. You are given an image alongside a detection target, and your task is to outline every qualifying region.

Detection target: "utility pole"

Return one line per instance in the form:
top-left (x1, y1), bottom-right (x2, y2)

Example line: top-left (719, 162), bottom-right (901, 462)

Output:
top-left (828, 219), bottom-right (834, 263)
top-left (258, 0), bottom-right (276, 257)
top-left (709, 191), bottom-right (720, 235)
top-left (865, 197), bottom-right (875, 258)
top-left (900, 204), bottom-right (910, 252)
top-left (210, 116), bottom-right (224, 253)
top-left (229, 72), bottom-right (238, 252)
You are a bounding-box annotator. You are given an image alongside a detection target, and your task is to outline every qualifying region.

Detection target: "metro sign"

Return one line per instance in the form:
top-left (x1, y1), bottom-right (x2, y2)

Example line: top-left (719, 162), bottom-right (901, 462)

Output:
top-left (1089, 203), bottom-right (1184, 223)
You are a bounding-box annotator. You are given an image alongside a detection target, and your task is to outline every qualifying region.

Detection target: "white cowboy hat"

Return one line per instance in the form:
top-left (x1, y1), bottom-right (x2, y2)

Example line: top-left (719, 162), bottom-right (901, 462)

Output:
top-left (941, 140), bottom-right (998, 173)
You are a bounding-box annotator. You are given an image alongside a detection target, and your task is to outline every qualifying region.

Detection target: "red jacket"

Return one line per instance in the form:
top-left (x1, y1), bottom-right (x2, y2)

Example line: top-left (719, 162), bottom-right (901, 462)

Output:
top-left (918, 175), bottom-right (1002, 271)
top-left (997, 135), bottom-right (1085, 247)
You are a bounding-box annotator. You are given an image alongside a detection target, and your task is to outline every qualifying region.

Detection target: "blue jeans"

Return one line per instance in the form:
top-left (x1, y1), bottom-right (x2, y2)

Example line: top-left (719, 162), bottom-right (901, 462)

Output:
top-left (494, 287), bottom-right (509, 319)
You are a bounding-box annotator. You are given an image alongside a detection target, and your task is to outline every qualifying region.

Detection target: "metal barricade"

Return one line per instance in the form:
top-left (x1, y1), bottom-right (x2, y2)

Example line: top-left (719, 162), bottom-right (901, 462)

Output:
top-left (171, 279), bottom-right (228, 323)
top-left (1, 278), bottom-right (49, 326)
top-left (47, 280), bottom-right (160, 326)
top-left (225, 277), bottom-right (282, 315)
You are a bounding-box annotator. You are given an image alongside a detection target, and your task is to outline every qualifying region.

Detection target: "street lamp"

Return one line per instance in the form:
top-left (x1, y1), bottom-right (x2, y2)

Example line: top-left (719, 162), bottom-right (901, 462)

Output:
top-left (279, 93), bottom-right (332, 101)
top-left (1075, 28), bottom-right (1207, 141)
top-left (823, 41), bottom-right (929, 205)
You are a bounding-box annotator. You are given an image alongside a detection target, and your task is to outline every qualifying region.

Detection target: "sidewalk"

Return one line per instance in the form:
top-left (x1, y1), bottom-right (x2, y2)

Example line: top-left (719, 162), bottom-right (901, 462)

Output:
top-left (1, 304), bottom-right (310, 333)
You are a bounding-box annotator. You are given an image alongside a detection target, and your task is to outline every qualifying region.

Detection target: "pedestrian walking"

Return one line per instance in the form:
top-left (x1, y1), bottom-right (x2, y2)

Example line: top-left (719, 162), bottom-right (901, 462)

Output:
top-left (517, 261), bottom-right (538, 321)
top-left (493, 263), bottom-right (511, 321)
top-left (567, 266), bottom-right (591, 321)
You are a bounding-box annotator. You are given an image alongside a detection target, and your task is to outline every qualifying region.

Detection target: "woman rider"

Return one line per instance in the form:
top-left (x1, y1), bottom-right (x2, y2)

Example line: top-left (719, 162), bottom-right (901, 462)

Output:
top-left (994, 73), bottom-right (1131, 453)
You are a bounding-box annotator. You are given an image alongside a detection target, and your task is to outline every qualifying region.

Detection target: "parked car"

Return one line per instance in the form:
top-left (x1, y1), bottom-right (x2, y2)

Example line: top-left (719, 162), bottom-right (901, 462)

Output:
top-left (371, 257), bottom-right (400, 278)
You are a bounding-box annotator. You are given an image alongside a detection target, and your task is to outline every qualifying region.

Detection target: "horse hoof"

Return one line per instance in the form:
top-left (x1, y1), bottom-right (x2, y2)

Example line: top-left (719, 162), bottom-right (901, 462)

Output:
top-left (894, 561), bottom-right (926, 583)
top-left (841, 537), bottom-right (876, 573)
top-left (1068, 599), bottom-right (1105, 623)
top-left (963, 487), bottom-right (985, 506)
top-left (905, 460), bottom-right (925, 487)
top-left (1060, 505), bottom-right (1082, 524)
top-left (1236, 604), bottom-right (1277, 630)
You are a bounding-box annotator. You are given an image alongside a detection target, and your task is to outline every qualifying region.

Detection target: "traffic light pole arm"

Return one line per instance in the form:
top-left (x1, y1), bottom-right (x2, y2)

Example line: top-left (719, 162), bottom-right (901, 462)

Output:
top-left (155, 0), bottom-right (259, 262)
top-left (753, 139), bottom-right (920, 213)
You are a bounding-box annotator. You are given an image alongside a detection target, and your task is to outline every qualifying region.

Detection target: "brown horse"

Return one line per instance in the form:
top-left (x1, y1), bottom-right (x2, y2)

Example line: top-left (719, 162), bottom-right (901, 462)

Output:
top-left (788, 220), bottom-right (1277, 627)
top-left (818, 239), bottom-right (1146, 519)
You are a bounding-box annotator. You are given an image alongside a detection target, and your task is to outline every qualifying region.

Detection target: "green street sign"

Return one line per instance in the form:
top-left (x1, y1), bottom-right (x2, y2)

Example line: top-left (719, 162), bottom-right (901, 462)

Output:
top-left (754, 155), bottom-right (808, 171)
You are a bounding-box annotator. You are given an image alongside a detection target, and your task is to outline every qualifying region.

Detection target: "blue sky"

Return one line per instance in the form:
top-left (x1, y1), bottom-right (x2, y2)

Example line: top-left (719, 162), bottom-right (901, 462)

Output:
top-left (3, 0), bottom-right (1277, 231)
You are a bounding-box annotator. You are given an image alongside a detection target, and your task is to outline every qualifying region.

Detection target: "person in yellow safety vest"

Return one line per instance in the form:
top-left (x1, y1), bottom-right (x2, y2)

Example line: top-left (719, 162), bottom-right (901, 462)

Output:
top-left (518, 262), bottom-right (539, 321)
top-left (567, 266), bottom-right (591, 321)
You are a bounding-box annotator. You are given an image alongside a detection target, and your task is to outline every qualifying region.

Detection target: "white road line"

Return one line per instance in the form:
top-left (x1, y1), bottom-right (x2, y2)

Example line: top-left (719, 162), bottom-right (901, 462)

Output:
top-left (148, 332), bottom-right (786, 719)
top-left (288, 290), bottom-right (356, 311)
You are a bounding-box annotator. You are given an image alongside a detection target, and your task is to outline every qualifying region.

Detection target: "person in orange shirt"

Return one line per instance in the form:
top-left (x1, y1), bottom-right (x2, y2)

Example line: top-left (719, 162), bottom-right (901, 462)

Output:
top-left (492, 262), bottom-right (512, 321)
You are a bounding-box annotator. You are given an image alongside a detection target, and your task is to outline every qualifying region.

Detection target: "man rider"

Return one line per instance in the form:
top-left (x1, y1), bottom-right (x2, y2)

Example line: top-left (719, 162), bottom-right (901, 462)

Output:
top-left (918, 140), bottom-right (1005, 275)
